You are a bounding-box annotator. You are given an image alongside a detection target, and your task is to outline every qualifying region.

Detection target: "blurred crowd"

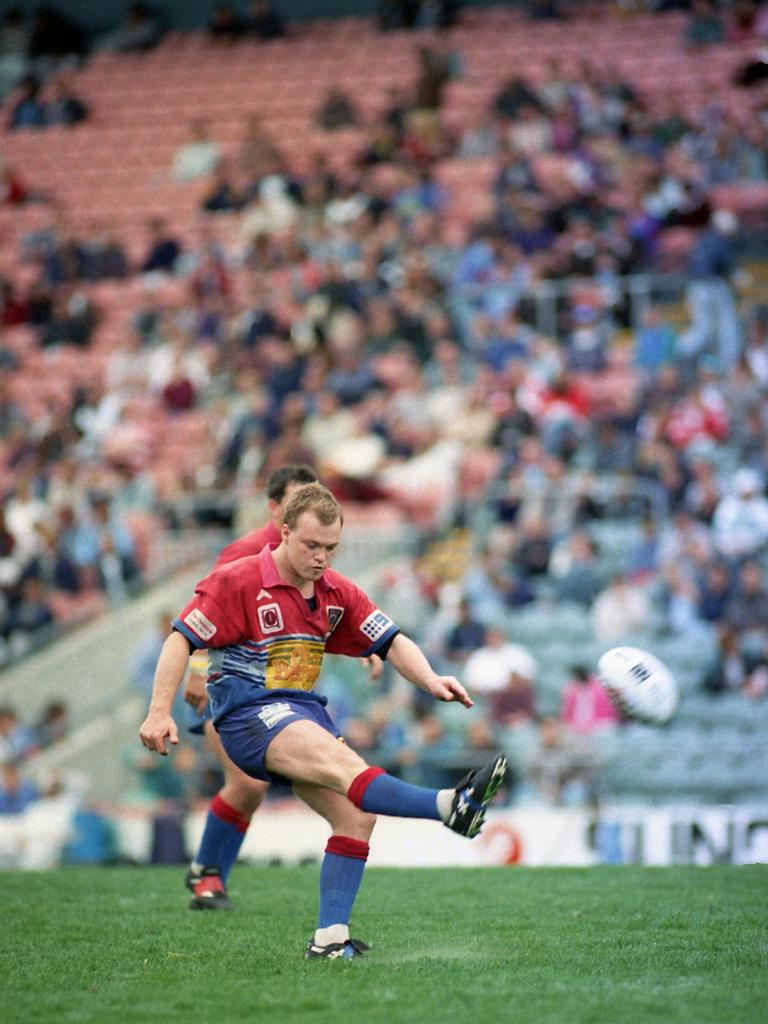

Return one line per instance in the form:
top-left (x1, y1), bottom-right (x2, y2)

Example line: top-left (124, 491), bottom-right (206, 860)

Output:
top-left (0, 1), bottom-right (767, 818)
top-left (0, 700), bottom-right (68, 766)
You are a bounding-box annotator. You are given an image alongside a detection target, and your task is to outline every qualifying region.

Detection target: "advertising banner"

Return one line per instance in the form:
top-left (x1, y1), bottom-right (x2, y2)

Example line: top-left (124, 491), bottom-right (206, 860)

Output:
top-left (190, 802), bottom-right (768, 868)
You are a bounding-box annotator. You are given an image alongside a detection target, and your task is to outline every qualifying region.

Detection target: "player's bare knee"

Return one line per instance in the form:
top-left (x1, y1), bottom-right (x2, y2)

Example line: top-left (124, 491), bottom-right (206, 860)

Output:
top-left (356, 811), bottom-right (376, 842)
top-left (241, 781), bottom-right (266, 815)
top-left (330, 806), bottom-right (376, 841)
top-left (335, 746), bottom-right (370, 785)
top-left (318, 763), bottom-right (356, 794)
top-left (219, 775), bottom-right (267, 816)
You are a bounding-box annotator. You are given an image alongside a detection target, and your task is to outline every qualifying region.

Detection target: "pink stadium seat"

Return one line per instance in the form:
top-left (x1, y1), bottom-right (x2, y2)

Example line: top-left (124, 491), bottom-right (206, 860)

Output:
top-left (709, 183), bottom-right (768, 220)
top-left (574, 369), bottom-right (640, 414)
top-left (341, 501), bottom-right (406, 530)
top-left (0, 326), bottom-right (35, 356)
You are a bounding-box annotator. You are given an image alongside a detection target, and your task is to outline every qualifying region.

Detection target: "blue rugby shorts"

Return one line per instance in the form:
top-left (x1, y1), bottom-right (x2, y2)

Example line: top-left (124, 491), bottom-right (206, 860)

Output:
top-left (215, 691), bottom-right (341, 787)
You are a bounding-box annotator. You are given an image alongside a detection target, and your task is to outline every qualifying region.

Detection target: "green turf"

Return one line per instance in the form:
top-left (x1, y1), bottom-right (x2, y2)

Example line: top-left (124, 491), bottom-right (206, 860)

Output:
top-left (3, 865), bottom-right (766, 1024)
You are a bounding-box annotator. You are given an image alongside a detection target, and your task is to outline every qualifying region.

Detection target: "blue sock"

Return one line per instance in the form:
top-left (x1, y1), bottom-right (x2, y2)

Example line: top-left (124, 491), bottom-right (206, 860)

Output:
top-left (351, 769), bottom-right (441, 820)
top-left (195, 795), bottom-right (250, 878)
top-left (218, 828), bottom-right (248, 883)
top-left (317, 837), bottom-right (369, 928)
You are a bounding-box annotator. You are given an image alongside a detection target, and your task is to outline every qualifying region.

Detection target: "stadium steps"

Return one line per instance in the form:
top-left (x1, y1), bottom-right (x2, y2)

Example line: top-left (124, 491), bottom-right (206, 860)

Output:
top-left (503, 603), bottom-right (596, 649)
top-left (0, 564), bottom-right (207, 800)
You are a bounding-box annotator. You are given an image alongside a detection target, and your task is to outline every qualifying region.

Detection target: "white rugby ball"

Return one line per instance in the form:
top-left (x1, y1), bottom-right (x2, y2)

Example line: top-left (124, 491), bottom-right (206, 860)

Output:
top-left (597, 646), bottom-right (679, 725)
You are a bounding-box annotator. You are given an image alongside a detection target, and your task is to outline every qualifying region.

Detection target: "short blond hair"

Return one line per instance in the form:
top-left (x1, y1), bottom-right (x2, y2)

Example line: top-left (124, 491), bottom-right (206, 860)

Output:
top-left (283, 483), bottom-right (344, 529)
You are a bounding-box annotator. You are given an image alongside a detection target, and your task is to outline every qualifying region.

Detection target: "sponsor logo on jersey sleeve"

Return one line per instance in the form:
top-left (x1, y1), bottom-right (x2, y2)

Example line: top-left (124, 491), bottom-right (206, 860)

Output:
top-left (184, 608), bottom-right (217, 641)
top-left (359, 609), bottom-right (394, 643)
top-left (258, 602), bottom-right (284, 634)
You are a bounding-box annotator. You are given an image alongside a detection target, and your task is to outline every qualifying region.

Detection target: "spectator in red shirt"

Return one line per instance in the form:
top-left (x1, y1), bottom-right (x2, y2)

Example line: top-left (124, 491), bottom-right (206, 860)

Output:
top-left (664, 380), bottom-right (729, 450)
top-left (161, 356), bottom-right (197, 412)
top-left (0, 161), bottom-right (27, 204)
top-left (0, 276), bottom-right (28, 325)
top-left (531, 369), bottom-right (591, 459)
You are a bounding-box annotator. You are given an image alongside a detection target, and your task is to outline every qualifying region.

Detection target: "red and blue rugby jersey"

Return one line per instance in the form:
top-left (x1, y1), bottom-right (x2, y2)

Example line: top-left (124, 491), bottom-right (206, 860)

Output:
top-left (213, 519), bottom-right (280, 568)
top-left (173, 545), bottom-right (398, 723)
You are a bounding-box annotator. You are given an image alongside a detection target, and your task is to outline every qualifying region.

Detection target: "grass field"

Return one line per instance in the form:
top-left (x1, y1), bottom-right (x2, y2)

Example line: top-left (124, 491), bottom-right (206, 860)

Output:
top-left (4, 865), bottom-right (766, 1024)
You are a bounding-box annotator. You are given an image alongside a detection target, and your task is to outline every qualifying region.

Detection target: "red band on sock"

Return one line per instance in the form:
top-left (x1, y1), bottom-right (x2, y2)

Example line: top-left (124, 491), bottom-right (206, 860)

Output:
top-left (325, 835), bottom-right (370, 861)
top-left (211, 794), bottom-right (251, 833)
top-left (347, 766), bottom-right (386, 808)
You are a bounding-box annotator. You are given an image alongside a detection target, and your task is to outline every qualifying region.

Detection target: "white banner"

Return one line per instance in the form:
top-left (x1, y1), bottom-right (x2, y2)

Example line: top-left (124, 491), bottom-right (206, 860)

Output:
top-left (186, 801), bottom-right (768, 867)
top-left (3, 801), bottom-right (767, 868)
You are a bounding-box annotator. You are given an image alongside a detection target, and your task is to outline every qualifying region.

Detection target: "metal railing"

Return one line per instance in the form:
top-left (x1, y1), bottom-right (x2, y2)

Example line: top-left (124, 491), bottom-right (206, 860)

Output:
top-left (453, 268), bottom-right (768, 338)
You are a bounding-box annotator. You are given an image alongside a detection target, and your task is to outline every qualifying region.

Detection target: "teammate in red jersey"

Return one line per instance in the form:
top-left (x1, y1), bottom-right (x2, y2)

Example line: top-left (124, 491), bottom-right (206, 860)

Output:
top-left (182, 464), bottom-right (317, 908)
top-left (140, 484), bottom-right (507, 959)
top-left (212, 465), bottom-right (318, 569)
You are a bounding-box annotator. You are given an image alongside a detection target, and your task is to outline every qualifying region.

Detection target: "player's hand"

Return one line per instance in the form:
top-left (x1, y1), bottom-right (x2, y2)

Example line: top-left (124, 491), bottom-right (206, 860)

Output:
top-left (184, 672), bottom-right (209, 716)
top-left (139, 709), bottom-right (179, 756)
top-left (362, 653), bottom-right (384, 680)
top-left (425, 674), bottom-right (474, 708)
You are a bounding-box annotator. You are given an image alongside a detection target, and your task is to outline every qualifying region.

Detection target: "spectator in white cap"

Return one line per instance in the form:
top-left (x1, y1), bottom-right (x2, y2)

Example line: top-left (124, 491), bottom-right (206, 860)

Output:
top-left (713, 468), bottom-right (768, 562)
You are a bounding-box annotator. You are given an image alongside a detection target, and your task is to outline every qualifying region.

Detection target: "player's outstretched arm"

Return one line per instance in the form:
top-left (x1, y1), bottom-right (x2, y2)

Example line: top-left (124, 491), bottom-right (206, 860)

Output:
top-left (139, 630), bottom-right (189, 755)
top-left (386, 633), bottom-right (474, 708)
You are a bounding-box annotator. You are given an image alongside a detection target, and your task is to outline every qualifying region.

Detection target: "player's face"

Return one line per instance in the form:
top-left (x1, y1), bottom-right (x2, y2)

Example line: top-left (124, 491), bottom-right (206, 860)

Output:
top-left (283, 511), bottom-right (341, 581)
